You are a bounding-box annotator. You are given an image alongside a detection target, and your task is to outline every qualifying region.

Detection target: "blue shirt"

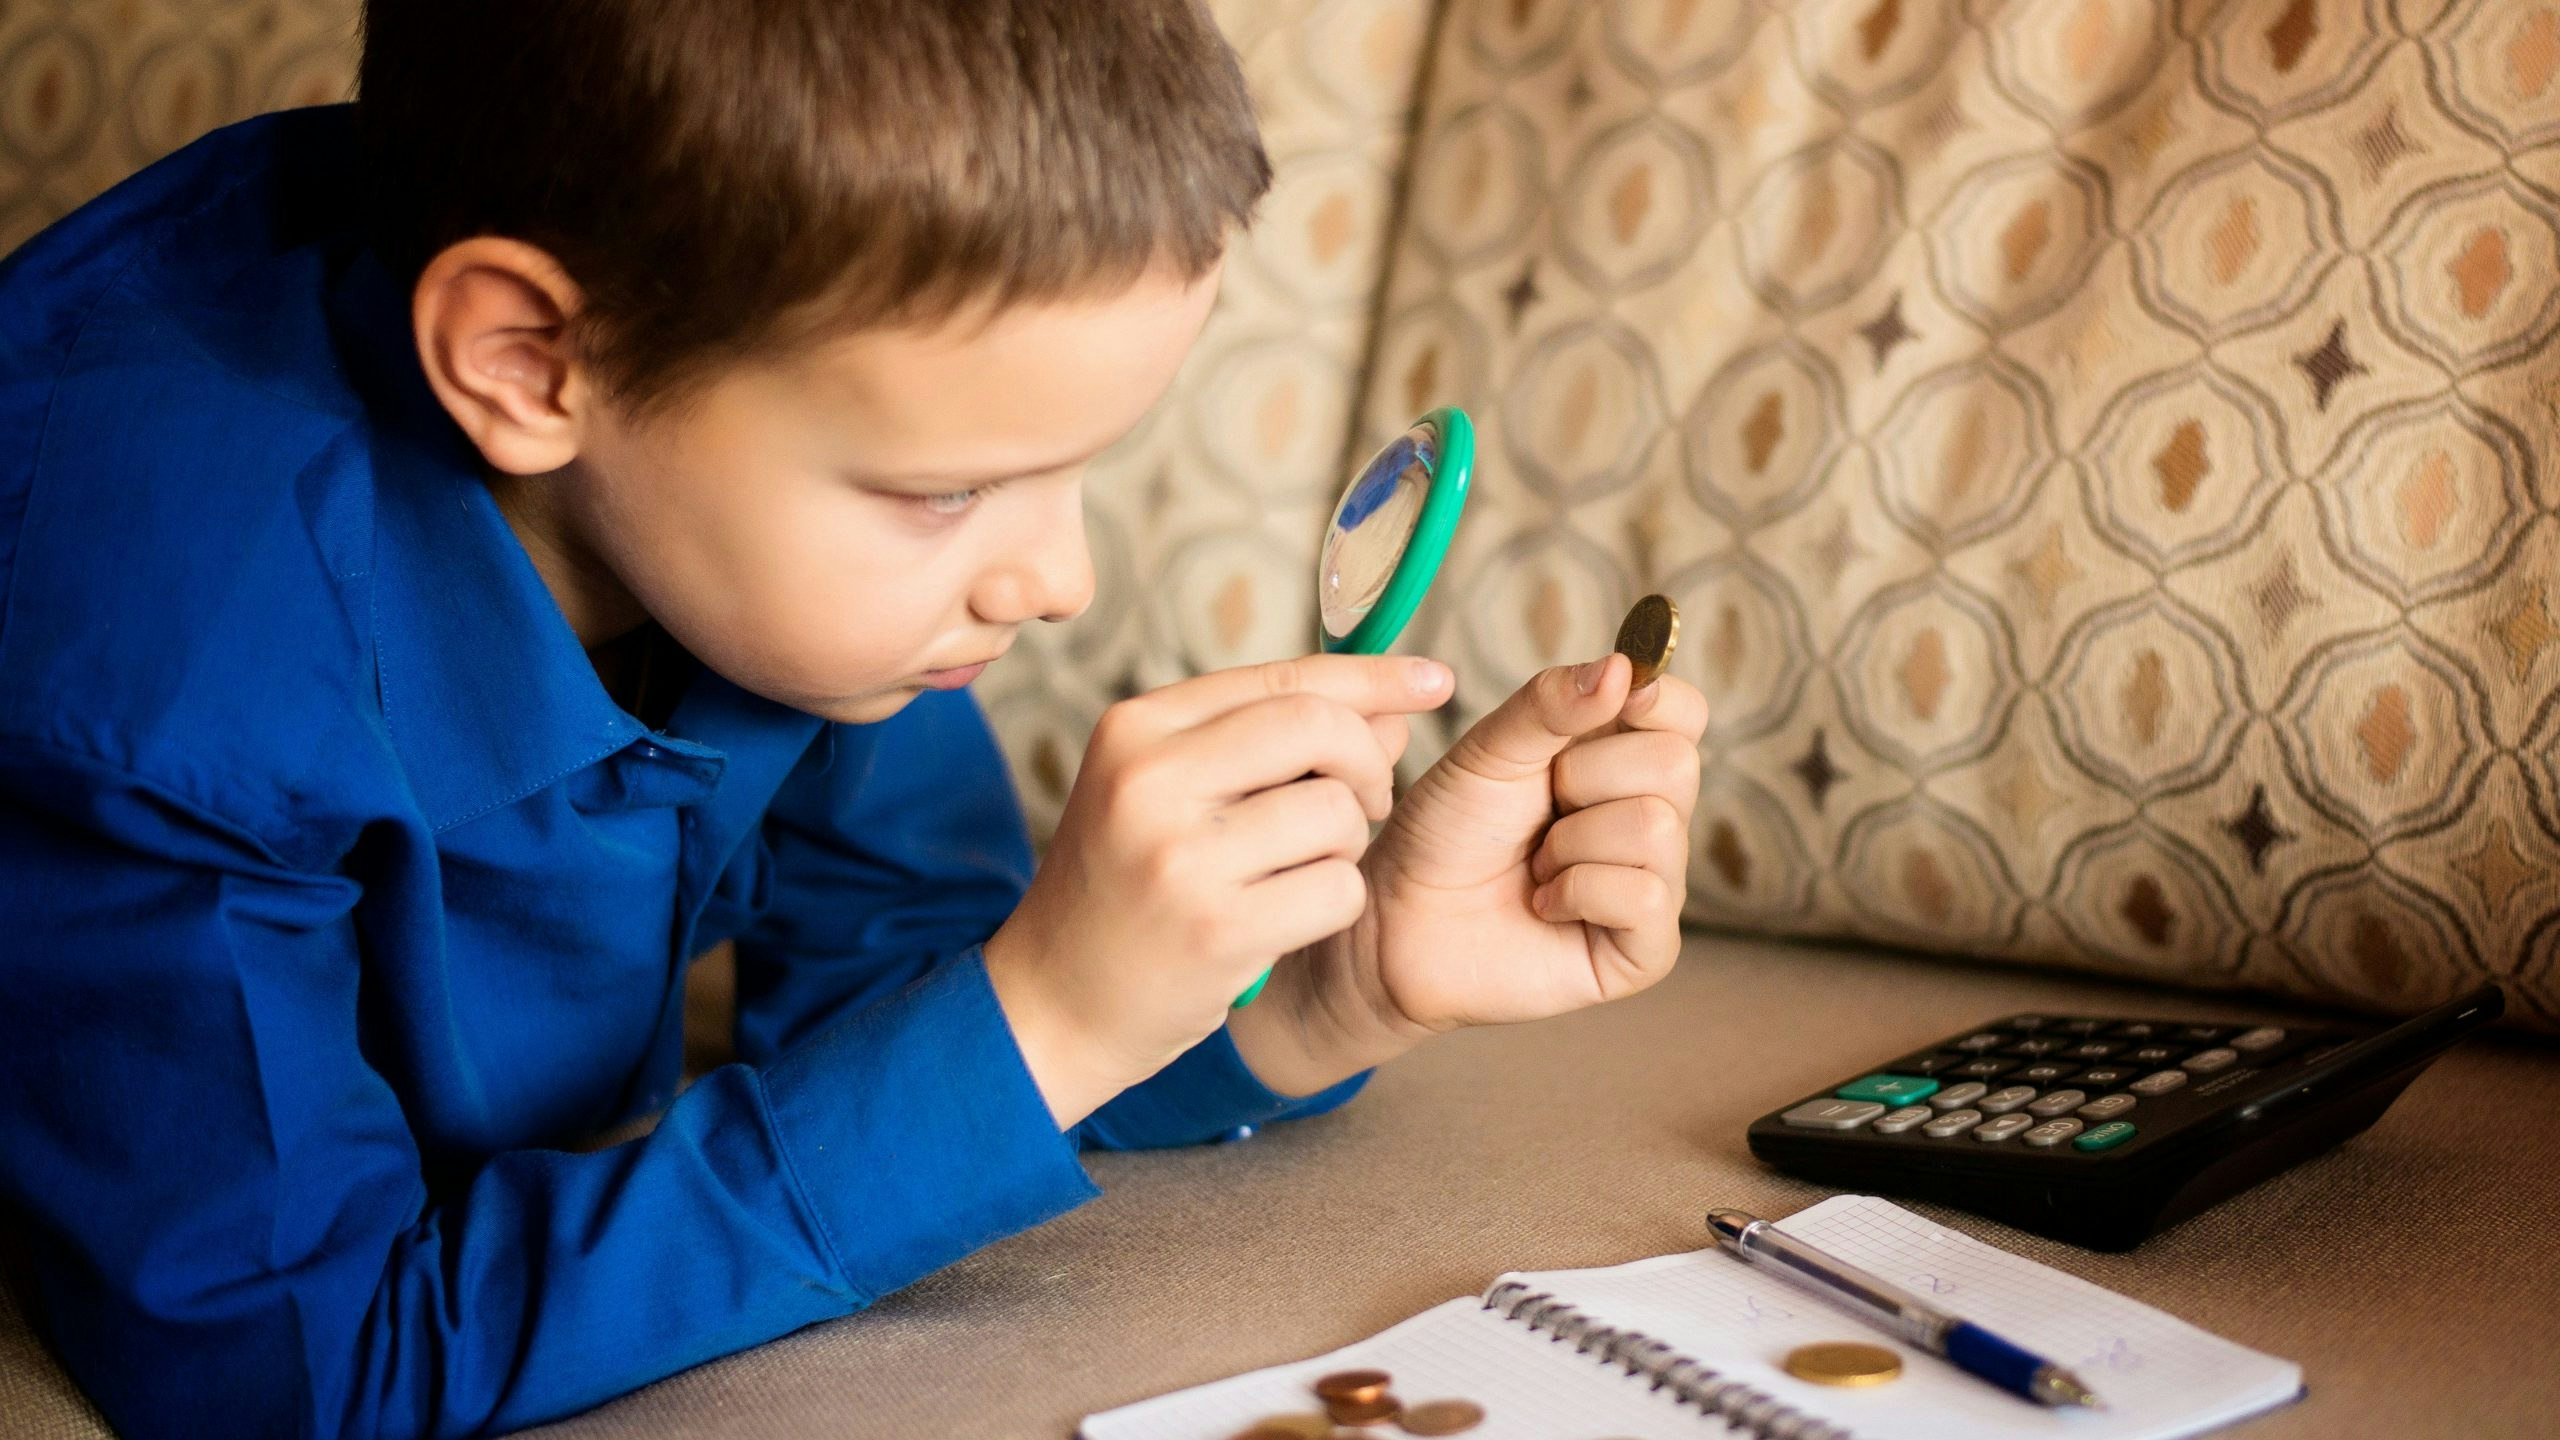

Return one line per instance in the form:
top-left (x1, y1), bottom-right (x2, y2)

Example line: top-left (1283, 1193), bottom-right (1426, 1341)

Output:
top-left (0, 108), bottom-right (1364, 1439)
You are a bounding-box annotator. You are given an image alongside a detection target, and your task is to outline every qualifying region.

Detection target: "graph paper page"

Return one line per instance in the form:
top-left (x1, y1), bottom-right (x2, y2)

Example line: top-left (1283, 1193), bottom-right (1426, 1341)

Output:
top-left (1511, 1194), bottom-right (2300, 1440)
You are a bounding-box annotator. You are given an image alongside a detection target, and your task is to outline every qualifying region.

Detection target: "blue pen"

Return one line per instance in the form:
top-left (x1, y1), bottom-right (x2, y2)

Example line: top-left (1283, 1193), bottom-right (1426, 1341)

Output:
top-left (1708, 1209), bottom-right (2105, 1410)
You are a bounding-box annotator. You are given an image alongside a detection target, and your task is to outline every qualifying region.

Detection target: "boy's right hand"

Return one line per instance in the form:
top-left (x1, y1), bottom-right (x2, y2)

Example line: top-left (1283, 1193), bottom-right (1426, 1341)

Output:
top-left (982, 654), bottom-right (1454, 1128)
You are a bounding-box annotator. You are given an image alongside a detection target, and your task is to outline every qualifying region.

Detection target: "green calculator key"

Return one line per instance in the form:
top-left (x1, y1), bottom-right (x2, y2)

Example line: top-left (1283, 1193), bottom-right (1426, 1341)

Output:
top-left (1834, 1074), bottom-right (1940, 1105)
top-left (2074, 1120), bottom-right (2138, 1151)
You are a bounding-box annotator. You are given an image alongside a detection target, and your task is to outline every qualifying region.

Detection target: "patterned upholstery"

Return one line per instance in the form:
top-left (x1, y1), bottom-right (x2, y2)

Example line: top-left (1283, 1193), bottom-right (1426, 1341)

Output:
top-left (8, 0), bottom-right (2555, 1033)
top-left (0, 0), bottom-right (355, 256)
top-left (1360, 0), bottom-right (2560, 1033)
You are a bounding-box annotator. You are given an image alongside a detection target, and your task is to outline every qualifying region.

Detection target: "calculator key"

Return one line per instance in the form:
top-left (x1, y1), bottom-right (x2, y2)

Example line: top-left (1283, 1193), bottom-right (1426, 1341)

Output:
top-left (2078, 1093), bottom-right (2138, 1120)
top-left (1929, 1082), bottom-right (1989, 1111)
top-left (2129, 1069), bottom-right (2190, 1096)
top-left (1953, 1057), bottom-right (2020, 1079)
top-left (1973, 1114), bottom-right (2036, 1142)
top-left (2026, 1088), bottom-right (2088, 1118)
top-left (2230, 1026), bottom-right (2287, 1052)
top-left (1954, 1032), bottom-right (2008, 1052)
top-left (2182, 1046), bottom-right (2241, 1074)
top-left (1782, 1098), bottom-right (1887, 1129)
top-left (2113, 1021), bottom-right (2166, 1040)
top-left (2016, 1062), bottom-right (2078, 1085)
top-left (1835, 1074), bottom-right (1943, 1105)
top-left (1977, 1085), bottom-right (2038, 1115)
top-left (2177, 1025), bottom-right (2228, 1043)
top-left (2004, 1037), bottom-right (2068, 1057)
top-left (1921, 1109), bottom-right (1985, 1138)
top-left (2006, 1015), bottom-right (2052, 1031)
top-left (2126, 1045), bottom-right (2180, 1064)
top-left (2055, 1018), bottom-right (2110, 1035)
top-left (2074, 1065), bottom-right (2137, 1088)
top-left (2065, 1040), bottom-right (2122, 1059)
top-left (2074, 1120), bottom-right (2139, 1152)
top-left (2024, 1118), bottom-right (2085, 1147)
top-left (1871, 1105), bottom-right (1935, 1134)
top-left (1889, 1052), bottom-right (1967, 1076)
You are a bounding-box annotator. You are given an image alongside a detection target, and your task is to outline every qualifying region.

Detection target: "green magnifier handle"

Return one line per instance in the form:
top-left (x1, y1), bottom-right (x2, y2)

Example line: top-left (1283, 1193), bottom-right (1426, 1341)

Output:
top-left (1231, 408), bottom-right (1474, 1010)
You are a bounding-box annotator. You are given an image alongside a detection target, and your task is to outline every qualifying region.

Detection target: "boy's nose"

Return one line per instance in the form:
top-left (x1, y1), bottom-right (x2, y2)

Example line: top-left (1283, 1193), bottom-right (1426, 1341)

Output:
top-left (977, 494), bottom-right (1095, 625)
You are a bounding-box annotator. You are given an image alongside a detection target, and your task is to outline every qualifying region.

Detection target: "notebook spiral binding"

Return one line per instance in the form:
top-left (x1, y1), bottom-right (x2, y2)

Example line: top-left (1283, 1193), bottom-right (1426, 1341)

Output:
top-left (1480, 1280), bottom-right (1859, 1440)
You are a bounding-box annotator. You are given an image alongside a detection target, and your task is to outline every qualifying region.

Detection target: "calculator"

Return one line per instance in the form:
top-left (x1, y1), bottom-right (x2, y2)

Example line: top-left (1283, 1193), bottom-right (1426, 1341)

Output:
top-left (1746, 984), bottom-right (2505, 1250)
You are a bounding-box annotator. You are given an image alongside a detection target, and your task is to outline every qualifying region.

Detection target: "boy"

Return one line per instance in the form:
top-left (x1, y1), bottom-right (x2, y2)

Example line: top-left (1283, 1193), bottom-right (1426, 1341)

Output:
top-left (0, 2), bottom-right (1707, 1435)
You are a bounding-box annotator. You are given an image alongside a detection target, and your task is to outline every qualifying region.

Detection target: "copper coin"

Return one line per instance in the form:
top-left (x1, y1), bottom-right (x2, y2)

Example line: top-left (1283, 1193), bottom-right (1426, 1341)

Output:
top-left (1397, 1397), bottom-right (1486, 1434)
top-left (1613, 593), bottom-right (1680, 689)
top-left (1322, 1393), bottom-right (1401, 1426)
top-left (1312, 1369), bottom-right (1392, 1404)
top-left (1230, 1416), bottom-right (1331, 1440)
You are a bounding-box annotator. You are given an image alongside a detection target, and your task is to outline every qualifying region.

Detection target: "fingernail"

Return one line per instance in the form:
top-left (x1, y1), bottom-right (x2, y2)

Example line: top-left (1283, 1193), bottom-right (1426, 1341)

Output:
top-left (1573, 657), bottom-right (1610, 694)
top-left (1410, 658), bottom-right (1452, 694)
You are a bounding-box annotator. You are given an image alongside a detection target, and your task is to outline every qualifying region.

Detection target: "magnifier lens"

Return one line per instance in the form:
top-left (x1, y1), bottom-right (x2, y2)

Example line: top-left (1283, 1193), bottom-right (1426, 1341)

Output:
top-left (1319, 420), bottom-right (1440, 640)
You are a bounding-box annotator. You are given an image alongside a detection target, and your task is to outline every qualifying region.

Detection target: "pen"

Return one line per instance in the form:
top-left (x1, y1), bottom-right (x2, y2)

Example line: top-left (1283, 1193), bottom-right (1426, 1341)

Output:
top-left (1707, 1208), bottom-right (2105, 1410)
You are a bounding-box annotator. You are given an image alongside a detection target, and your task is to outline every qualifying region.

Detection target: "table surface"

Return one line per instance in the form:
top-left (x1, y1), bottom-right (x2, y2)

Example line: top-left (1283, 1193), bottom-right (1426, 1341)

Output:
top-left (503, 933), bottom-right (2560, 1440)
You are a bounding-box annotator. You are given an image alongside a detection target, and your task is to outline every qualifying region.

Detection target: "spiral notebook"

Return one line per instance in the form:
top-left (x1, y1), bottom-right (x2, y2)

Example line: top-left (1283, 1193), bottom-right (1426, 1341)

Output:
top-left (1080, 1195), bottom-right (2302, 1440)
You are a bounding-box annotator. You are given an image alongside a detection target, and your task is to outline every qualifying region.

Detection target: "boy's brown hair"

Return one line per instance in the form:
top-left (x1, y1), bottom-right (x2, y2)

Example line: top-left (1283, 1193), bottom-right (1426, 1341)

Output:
top-left (356, 0), bottom-right (1267, 415)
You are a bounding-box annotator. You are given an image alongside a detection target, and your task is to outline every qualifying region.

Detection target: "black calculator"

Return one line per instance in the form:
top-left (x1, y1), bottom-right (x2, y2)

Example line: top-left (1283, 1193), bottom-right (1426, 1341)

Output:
top-left (1746, 984), bottom-right (2504, 1250)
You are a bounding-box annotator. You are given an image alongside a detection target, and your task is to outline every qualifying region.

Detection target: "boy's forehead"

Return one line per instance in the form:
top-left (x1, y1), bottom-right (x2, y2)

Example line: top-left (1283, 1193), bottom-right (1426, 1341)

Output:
top-left (774, 263), bottom-right (1224, 478)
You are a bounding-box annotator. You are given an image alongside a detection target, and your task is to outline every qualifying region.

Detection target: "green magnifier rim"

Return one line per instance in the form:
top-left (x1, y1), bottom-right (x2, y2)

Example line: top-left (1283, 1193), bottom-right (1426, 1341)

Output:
top-left (1321, 406), bottom-right (1475, 657)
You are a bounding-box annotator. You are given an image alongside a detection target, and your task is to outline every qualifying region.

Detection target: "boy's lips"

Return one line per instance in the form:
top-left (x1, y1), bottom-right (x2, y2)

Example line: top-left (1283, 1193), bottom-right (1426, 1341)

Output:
top-left (919, 650), bottom-right (1006, 689)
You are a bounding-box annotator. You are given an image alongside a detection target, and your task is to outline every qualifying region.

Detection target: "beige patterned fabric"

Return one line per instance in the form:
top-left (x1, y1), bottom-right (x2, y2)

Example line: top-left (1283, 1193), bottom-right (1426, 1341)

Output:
top-left (0, 0), bottom-right (356, 256)
top-left (1363, 0), bottom-right (2560, 1033)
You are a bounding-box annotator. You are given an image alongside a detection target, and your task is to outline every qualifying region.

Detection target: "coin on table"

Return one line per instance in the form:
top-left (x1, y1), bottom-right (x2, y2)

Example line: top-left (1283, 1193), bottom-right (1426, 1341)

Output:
top-left (1229, 1415), bottom-right (1332, 1440)
top-left (1397, 1397), bottom-right (1486, 1434)
top-left (1784, 1341), bottom-right (1904, 1386)
top-left (1613, 593), bottom-right (1680, 689)
top-left (1312, 1369), bottom-right (1392, 1405)
top-left (1322, 1393), bottom-right (1401, 1426)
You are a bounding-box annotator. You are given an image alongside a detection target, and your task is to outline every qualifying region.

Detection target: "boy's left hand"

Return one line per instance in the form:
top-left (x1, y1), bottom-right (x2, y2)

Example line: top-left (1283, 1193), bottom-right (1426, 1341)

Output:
top-left (1235, 652), bottom-right (1707, 1089)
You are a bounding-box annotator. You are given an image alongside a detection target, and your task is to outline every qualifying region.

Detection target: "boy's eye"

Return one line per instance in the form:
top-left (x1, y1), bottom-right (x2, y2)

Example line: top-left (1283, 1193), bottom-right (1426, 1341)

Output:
top-left (909, 482), bottom-right (1000, 518)
top-left (916, 488), bottom-right (982, 516)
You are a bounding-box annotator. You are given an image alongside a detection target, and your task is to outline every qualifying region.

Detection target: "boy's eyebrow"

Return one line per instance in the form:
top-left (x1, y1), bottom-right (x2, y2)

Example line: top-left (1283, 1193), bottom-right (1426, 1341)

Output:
top-left (855, 442), bottom-right (1115, 488)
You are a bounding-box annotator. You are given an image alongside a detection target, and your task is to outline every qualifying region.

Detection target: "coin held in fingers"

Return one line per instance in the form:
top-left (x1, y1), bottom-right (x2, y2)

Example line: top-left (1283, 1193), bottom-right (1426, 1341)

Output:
top-left (1783, 1340), bottom-right (1904, 1386)
top-left (1613, 593), bottom-right (1680, 690)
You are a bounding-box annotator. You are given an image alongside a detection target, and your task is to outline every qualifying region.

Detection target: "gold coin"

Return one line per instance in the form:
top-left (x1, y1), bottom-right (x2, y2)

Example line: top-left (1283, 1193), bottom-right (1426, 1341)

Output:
top-left (1613, 593), bottom-right (1680, 689)
top-left (1784, 1341), bottom-right (1904, 1386)
top-left (1322, 1393), bottom-right (1401, 1426)
top-left (1397, 1397), bottom-right (1486, 1434)
top-left (1312, 1369), bottom-right (1392, 1404)
top-left (1230, 1416), bottom-right (1331, 1440)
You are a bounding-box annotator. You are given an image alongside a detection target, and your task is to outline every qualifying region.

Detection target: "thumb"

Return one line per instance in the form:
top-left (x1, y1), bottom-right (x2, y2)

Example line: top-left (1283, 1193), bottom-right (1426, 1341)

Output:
top-left (1441, 653), bottom-right (1631, 782)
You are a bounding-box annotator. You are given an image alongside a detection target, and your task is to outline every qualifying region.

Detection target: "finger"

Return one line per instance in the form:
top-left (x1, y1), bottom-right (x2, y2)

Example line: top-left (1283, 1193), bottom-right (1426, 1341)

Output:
top-left (1551, 729), bottom-right (1704, 823)
top-left (1438, 652), bottom-right (1634, 784)
top-left (1127, 654), bottom-right (1455, 735)
top-left (1239, 858), bottom-right (1370, 960)
top-left (1617, 673), bottom-right (1709, 744)
top-left (1368, 713), bottom-right (1413, 773)
top-left (1161, 692), bottom-right (1399, 819)
top-left (1530, 863), bottom-right (1681, 966)
top-left (1528, 794), bottom-right (1688, 887)
top-left (1207, 777), bottom-right (1374, 882)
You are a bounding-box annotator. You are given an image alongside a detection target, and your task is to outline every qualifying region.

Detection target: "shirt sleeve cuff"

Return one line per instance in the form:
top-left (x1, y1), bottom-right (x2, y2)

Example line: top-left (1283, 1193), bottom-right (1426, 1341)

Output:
top-left (753, 945), bottom-right (1100, 1304)
top-left (1073, 1023), bottom-right (1372, 1151)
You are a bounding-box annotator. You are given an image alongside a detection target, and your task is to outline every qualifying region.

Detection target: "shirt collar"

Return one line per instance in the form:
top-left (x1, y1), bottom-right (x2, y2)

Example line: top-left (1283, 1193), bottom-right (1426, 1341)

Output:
top-left (330, 245), bottom-right (689, 831)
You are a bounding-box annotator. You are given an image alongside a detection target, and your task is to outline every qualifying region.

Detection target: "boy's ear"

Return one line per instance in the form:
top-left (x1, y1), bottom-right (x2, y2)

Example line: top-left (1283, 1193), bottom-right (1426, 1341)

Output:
top-left (411, 238), bottom-right (593, 476)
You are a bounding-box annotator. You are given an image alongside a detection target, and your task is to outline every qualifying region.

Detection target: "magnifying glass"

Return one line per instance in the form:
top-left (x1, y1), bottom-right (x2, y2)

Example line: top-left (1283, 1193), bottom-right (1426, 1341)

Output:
top-left (1233, 406), bottom-right (1476, 1008)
